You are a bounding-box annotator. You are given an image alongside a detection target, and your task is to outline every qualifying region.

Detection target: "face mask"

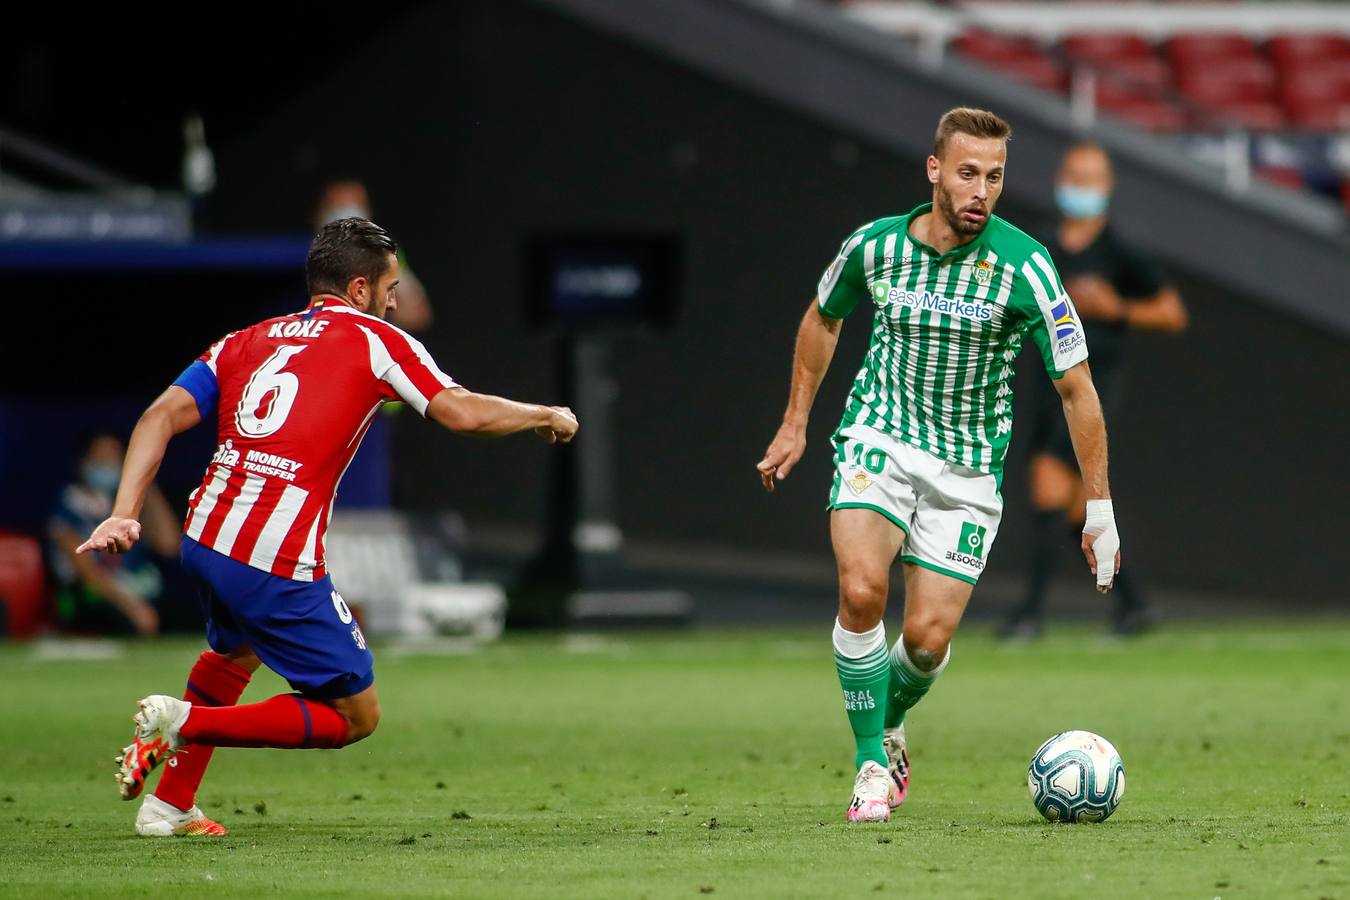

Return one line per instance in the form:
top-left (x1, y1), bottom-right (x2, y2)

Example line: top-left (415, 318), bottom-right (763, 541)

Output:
top-left (321, 205), bottom-right (369, 225)
top-left (82, 462), bottom-right (121, 495)
top-left (1055, 184), bottom-right (1109, 219)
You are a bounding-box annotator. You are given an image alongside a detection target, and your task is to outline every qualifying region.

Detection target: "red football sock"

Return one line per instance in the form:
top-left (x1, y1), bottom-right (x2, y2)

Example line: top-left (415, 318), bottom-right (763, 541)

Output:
top-left (154, 651), bottom-right (252, 811)
top-left (179, 694), bottom-right (349, 749)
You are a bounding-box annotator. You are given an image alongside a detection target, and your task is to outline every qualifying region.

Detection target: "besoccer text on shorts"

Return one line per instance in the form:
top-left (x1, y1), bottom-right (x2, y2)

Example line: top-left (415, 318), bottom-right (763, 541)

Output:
top-left (77, 217), bottom-right (578, 837)
top-left (755, 107), bottom-right (1122, 824)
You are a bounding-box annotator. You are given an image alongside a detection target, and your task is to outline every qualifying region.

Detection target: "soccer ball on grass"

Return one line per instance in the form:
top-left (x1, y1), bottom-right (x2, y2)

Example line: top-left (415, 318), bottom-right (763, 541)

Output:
top-left (1027, 730), bottom-right (1124, 823)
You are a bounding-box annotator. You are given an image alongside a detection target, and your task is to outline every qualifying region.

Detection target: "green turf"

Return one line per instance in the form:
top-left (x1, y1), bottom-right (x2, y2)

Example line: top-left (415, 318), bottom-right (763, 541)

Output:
top-left (1, 622), bottom-right (1347, 899)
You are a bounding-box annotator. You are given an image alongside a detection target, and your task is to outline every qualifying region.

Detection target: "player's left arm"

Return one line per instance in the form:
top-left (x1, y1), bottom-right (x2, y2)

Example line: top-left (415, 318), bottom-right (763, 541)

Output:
top-left (1052, 362), bottom-right (1120, 593)
top-left (76, 387), bottom-right (201, 555)
top-left (369, 323), bottom-right (576, 443)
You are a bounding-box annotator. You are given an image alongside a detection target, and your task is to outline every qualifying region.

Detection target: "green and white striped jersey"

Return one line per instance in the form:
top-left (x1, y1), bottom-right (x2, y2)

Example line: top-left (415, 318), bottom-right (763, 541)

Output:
top-left (818, 203), bottom-right (1089, 475)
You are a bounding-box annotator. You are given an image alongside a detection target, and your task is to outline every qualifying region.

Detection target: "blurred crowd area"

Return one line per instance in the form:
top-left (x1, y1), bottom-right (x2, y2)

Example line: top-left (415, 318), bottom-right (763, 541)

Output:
top-left (839, 1), bottom-right (1350, 211)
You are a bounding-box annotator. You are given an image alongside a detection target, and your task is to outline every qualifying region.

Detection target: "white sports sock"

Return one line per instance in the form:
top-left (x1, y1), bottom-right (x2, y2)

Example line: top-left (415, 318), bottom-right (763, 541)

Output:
top-left (833, 618), bottom-right (886, 659)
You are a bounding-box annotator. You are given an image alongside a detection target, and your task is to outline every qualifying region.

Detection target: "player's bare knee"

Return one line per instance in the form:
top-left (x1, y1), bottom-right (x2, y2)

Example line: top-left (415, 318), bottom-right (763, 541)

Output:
top-left (340, 700), bottom-right (381, 744)
top-left (902, 630), bottom-right (950, 671)
top-left (838, 573), bottom-right (887, 629)
top-left (907, 642), bottom-right (947, 672)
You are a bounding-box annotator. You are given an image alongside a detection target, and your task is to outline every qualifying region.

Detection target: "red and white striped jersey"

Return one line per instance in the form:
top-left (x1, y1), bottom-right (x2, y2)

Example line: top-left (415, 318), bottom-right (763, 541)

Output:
top-left (177, 298), bottom-right (457, 581)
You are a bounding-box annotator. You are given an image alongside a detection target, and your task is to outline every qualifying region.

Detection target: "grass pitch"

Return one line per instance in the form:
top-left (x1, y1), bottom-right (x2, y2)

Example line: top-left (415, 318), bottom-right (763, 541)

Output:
top-left (0, 621), bottom-right (1347, 899)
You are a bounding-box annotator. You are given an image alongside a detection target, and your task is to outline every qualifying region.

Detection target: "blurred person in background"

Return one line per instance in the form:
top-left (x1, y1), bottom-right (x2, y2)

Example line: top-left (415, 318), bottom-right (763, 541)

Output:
top-left (48, 431), bottom-right (181, 636)
top-left (314, 180), bottom-right (434, 509)
top-left (315, 180), bottom-right (433, 333)
top-left (998, 141), bottom-right (1187, 641)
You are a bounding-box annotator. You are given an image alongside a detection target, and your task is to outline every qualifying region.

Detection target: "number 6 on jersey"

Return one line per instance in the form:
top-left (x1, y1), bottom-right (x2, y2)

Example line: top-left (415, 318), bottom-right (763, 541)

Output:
top-left (235, 345), bottom-right (307, 438)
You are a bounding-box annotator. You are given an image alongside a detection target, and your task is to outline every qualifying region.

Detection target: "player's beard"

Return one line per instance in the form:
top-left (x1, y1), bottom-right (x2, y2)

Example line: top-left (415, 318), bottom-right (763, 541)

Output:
top-left (936, 180), bottom-right (989, 238)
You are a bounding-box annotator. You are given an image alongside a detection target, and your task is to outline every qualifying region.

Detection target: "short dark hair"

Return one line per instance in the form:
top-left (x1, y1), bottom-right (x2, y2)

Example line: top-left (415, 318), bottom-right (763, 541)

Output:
top-left (934, 107), bottom-right (1012, 158)
top-left (305, 217), bottom-right (398, 296)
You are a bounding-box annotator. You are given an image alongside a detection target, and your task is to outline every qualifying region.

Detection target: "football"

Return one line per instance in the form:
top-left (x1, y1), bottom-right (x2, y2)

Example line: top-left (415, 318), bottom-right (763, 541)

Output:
top-left (1027, 730), bottom-right (1125, 823)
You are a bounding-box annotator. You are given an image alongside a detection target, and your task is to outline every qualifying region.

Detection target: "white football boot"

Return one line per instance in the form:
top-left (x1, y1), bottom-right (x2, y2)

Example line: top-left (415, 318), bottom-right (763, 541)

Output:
top-left (115, 695), bottom-right (190, 800)
top-left (136, 793), bottom-right (228, 836)
top-left (883, 724), bottom-right (911, 808)
top-left (846, 760), bottom-right (898, 823)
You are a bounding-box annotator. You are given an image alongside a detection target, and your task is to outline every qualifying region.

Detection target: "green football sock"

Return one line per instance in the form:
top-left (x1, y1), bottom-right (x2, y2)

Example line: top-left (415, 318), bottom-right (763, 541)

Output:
top-left (833, 620), bottom-right (890, 770)
top-left (884, 637), bottom-right (950, 729)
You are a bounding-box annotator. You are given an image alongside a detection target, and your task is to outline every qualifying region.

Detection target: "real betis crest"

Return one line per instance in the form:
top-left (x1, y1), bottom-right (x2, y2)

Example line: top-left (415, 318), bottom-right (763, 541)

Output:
top-left (870, 281), bottom-right (891, 306)
top-left (972, 259), bottom-right (993, 286)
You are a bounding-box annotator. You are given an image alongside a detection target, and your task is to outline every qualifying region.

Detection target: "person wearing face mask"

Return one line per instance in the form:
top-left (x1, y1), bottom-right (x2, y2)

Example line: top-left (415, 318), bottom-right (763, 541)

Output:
top-left (998, 141), bottom-right (1187, 640)
top-left (48, 431), bottom-right (181, 635)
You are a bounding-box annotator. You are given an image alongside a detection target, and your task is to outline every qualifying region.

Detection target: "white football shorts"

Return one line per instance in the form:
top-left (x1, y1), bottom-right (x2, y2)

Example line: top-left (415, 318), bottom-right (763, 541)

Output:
top-left (827, 422), bottom-right (1003, 585)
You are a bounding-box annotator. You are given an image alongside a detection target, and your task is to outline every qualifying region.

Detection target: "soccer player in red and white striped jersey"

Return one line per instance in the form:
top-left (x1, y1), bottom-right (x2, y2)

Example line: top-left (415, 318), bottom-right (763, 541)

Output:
top-left (79, 218), bottom-right (577, 836)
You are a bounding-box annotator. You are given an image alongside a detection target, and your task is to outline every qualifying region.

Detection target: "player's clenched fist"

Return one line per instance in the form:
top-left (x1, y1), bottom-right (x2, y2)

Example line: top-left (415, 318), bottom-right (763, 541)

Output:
top-left (757, 422), bottom-right (806, 492)
top-left (76, 516), bottom-right (142, 555)
top-left (536, 406), bottom-right (578, 444)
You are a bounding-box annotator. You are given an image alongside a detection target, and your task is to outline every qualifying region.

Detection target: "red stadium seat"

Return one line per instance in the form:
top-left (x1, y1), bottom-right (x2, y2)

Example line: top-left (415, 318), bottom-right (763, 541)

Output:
top-left (1267, 34), bottom-right (1350, 69)
top-left (1196, 100), bottom-right (1288, 132)
top-left (1279, 59), bottom-right (1350, 100)
top-left (983, 57), bottom-right (1069, 93)
top-left (1177, 57), bottom-right (1277, 103)
top-left (1283, 98), bottom-right (1350, 132)
top-left (0, 531), bottom-right (47, 638)
top-left (952, 30), bottom-right (1046, 63)
top-left (952, 31), bottom-right (1067, 94)
top-left (1091, 57), bottom-right (1173, 106)
top-left (1097, 97), bottom-right (1189, 132)
top-left (1062, 32), bottom-right (1155, 63)
top-left (1166, 32), bottom-right (1258, 67)
top-left (1279, 59), bottom-right (1350, 131)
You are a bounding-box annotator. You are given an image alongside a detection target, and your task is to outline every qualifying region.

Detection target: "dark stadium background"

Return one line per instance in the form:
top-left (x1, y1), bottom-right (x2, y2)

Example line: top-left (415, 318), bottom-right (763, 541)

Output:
top-left (2, 0), bottom-right (1348, 615)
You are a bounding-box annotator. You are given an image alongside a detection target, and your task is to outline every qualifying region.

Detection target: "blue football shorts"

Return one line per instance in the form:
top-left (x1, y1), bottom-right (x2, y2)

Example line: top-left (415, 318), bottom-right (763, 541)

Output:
top-left (180, 535), bottom-right (374, 699)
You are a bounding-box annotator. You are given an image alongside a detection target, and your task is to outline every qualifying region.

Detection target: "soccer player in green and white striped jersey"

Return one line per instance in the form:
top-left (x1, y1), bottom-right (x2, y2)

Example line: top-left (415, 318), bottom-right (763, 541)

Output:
top-left (756, 108), bottom-right (1122, 824)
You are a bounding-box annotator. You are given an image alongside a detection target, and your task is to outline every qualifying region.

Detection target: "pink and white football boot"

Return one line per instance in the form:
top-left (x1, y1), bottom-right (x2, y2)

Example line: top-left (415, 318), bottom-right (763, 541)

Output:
top-left (846, 760), bottom-right (898, 823)
top-left (884, 724), bottom-right (911, 808)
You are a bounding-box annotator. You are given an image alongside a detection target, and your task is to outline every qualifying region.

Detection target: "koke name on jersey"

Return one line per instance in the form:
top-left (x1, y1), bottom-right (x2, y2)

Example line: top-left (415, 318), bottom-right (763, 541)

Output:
top-left (266, 319), bottom-right (332, 339)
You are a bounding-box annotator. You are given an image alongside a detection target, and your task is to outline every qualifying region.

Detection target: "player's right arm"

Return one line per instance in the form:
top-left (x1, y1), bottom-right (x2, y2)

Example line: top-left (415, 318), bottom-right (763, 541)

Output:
top-left (757, 301), bottom-right (843, 491)
top-left (757, 225), bottom-right (868, 492)
top-left (76, 386), bottom-right (203, 555)
top-left (428, 387), bottom-right (577, 444)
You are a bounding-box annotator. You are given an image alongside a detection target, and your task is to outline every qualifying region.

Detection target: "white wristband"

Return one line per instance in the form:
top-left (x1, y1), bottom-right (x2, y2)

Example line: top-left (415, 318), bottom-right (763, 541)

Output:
top-left (1083, 499), bottom-right (1114, 534)
top-left (1082, 500), bottom-right (1119, 588)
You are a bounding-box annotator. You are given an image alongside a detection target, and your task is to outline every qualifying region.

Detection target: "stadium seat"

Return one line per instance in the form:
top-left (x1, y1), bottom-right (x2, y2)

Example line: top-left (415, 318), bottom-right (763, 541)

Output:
top-left (988, 57), bottom-right (1070, 93)
top-left (1097, 97), bottom-right (1189, 132)
top-left (1267, 34), bottom-right (1350, 70)
top-left (1177, 57), bottom-right (1277, 104)
top-left (1280, 59), bottom-right (1350, 131)
top-left (1062, 32), bottom-right (1155, 63)
top-left (1283, 99), bottom-right (1350, 132)
top-left (952, 30), bottom-right (1046, 62)
top-left (1166, 32), bottom-right (1258, 67)
top-left (952, 31), bottom-right (1067, 93)
top-left (0, 531), bottom-right (47, 638)
top-left (1094, 57), bottom-right (1173, 105)
top-left (1198, 100), bottom-right (1288, 132)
